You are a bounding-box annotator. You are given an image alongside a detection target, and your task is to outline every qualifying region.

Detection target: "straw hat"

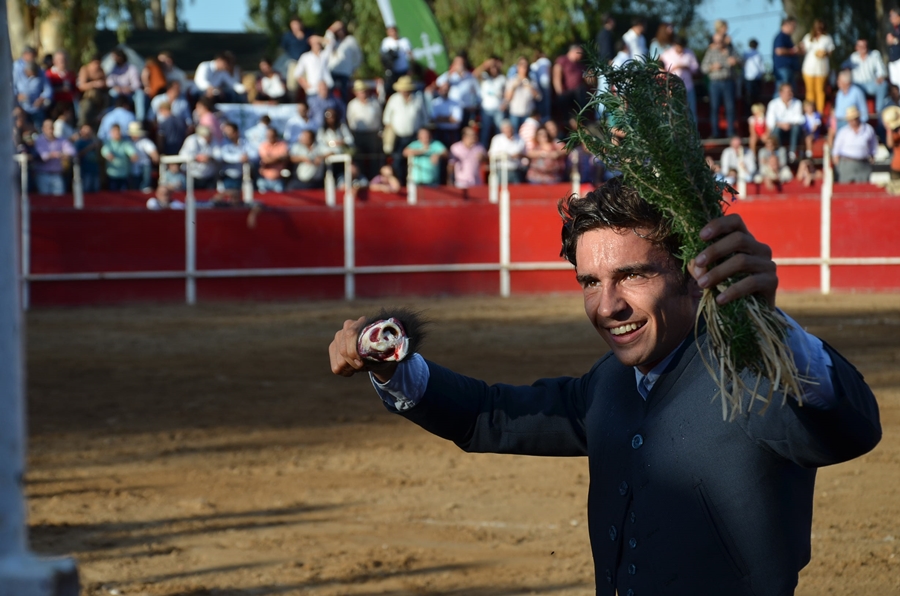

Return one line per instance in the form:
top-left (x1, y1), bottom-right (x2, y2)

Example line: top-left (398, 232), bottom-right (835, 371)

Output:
top-left (883, 106), bottom-right (900, 130)
top-left (353, 80), bottom-right (368, 92)
top-left (195, 125), bottom-right (211, 138)
top-left (844, 106), bottom-right (861, 121)
top-left (393, 76), bottom-right (416, 92)
top-left (127, 121), bottom-right (145, 137)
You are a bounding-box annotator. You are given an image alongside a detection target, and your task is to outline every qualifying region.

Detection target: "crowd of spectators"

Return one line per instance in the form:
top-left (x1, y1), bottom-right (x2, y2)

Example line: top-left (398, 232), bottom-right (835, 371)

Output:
top-left (14, 12), bottom-right (900, 202)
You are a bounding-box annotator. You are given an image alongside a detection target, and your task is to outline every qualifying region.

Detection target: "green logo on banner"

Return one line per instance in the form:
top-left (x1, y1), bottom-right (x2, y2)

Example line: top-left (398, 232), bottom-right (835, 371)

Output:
top-left (388, 0), bottom-right (450, 74)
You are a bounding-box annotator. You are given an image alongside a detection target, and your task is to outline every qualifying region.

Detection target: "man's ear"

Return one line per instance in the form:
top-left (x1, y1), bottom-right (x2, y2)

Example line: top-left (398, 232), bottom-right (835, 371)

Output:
top-left (687, 276), bottom-right (703, 301)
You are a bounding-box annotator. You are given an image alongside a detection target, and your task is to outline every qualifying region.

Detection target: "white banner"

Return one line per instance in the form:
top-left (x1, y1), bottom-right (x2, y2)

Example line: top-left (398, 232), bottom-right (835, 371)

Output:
top-left (217, 104), bottom-right (300, 135)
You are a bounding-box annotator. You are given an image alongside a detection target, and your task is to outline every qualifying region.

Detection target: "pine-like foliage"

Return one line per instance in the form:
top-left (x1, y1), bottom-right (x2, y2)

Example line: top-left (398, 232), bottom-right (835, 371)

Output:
top-left (568, 56), bottom-right (804, 419)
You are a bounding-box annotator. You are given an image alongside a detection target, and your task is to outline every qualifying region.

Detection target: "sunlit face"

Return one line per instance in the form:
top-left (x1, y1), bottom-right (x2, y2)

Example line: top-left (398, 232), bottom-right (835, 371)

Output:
top-left (42, 120), bottom-right (54, 138)
top-left (575, 227), bottom-right (697, 373)
top-left (779, 86), bottom-right (793, 103)
top-left (417, 129), bottom-right (431, 144)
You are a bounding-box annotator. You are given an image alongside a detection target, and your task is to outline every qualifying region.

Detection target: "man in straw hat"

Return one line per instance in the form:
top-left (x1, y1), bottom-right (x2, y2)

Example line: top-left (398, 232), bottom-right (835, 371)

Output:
top-left (882, 105), bottom-right (900, 180)
top-left (382, 75), bottom-right (428, 182)
top-left (832, 105), bottom-right (877, 183)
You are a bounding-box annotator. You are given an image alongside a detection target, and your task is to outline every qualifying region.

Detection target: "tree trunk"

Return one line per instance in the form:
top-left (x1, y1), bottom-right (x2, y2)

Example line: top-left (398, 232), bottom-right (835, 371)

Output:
top-left (127, 0), bottom-right (148, 30)
top-left (150, 0), bottom-right (163, 30)
top-left (165, 0), bottom-right (177, 31)
top-left (6, 0), bottom-right (29, 58)
top-left (37, 0), bottom-right (63, 54)
top-left (875, 0), bottom-right (886, 59)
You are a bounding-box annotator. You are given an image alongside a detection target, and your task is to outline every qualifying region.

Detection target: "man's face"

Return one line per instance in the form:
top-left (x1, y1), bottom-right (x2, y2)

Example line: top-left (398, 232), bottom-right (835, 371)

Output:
top-left (114, 53), bottom-right (126, 66)
top-left (417, 129), bottom-right (431, 144)
top-left (225, 125), bottom-right (239, 142)
top-left (838, 76), bottom-right (850, 92)
top-left (575, 227), bottom-right (697, 373)
top-left (387, 26), bottom-right (398, 39)
top-left (110, 127), bottom-right (121, 141)
top-left (856, 41), bottom-right (868, 55)
top-left (215, 58), bottom-right (228, 71)
top-left (42, 120), bottom-right (54, 138)
top-left (780, 86), bottom-right (793, 103)
top-left (568, 47), bottom-right (583, 62)
top-left (891, 11), bottom-right (900, 27)
top-left (784, 21), bottom-right (796, 34)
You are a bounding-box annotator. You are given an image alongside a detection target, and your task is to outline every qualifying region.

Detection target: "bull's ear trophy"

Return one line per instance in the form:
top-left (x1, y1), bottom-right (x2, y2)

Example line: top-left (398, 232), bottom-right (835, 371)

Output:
top-left (357, 308), bottom-right (428, 373)
top-left (568, 55), bottom-right (804, 420)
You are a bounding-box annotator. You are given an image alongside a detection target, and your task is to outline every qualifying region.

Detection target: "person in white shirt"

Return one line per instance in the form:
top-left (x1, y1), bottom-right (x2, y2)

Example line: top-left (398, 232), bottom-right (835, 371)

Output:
top-left (214, 122), bottom-right (252, 197)
top-left (766, 83), bottom-right (806, 160)
top-left (431, 81), bottom-right (464, 148)
top-left (488, 120), bottom-right (526, 183)
top-left (832, 106), bottom-right (877, 183)
top-left (719, 135), bottom-right (757, 184)
top-left (192, 53), bottom-right (240, 102)
top-left (799, 19), bottom-right (835, 114)
top-left (847, 39), bottom-right (889, 115)
top-left (127, 121), bottom-right (158, 192)
top-left (504, 56), bottom-right (541, 132)
top-left (323, 21), bottom-right (362, 103)
top-left (622, 18), bottom-right (647, 60)
top-left (179, 126), bottom-right (217, 188)
top-left (346, 80), bottom-right (383, 178)
top-left (380, 26), bottom-right (412, 96)
top-left (383, 76), bottom-right (429, 181)
top-left (293, 37), bottom-right (333, 97)
top-left (255, 58), bottom-right (286, 103)
top-left (478, 57), bottom-right (507, 149)
top-left (742, 39), bottom-right (766, 117)
top-left (437, 55), bottom-right (481, 121)
top-left (283, 102), bottom-right (318, 144)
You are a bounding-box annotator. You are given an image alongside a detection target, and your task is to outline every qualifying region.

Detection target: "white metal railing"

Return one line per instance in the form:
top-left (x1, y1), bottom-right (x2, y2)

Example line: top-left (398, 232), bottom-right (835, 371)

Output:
top-left (14, 148), bottom-right (900, 308)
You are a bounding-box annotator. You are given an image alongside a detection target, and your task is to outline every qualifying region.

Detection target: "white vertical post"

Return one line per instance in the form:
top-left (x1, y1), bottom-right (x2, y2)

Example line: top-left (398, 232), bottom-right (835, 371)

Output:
top-left (17, 156), bottom-right (29, 311)
top-left (820, 144), bottom-right (833, 295)
top-left (407, 157), bottom-right (417, 205)
top-left (488, 154), bottom-right (498, 204)
top-left (72, 158), bottom-right (83, 210)
top-left (570, 150), bottom-right (581, 197)
top-left (499, 157), bottom-right (511, 298)
top-left (342, 156), bottom-right (352, 205)
top-left (324, 164), bottom-right (336, 207)
top-left (241, 161), bottom-right (254, 204)
top-left (343, 161), bottom-right (356, 300)
top-left (185, 169), bottom-right (196, 305)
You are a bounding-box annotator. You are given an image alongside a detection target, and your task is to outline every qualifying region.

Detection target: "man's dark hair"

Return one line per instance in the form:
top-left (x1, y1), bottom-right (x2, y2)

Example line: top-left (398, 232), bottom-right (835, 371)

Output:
top-left (558, 177), bottom-right (680, 268)
top-left (749, 38), bottom-right (758, 49)
top-left (782, 16), bottom-right (796, 26)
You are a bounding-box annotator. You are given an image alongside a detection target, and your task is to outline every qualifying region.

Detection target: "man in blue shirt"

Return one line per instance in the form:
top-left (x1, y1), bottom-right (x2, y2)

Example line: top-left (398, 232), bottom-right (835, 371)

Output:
top-left (15, 61), bottom-right (52, 127)
top-left (772, 17), bottom-right (799, 95)
top-left (98, 96), bottom-right (136, 142)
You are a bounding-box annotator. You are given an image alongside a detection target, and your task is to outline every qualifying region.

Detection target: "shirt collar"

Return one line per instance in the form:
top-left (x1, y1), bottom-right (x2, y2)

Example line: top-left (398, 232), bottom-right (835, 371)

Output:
top-left (633, 338), bottom-right (688, 400)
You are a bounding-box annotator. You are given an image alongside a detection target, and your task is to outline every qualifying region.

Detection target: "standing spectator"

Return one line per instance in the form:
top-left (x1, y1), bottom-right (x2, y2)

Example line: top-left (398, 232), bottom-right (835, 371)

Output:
top-left (256, 126), bottom-right (290, 193)
top-left (882, 105), bottom-right (900, 179)
top-left (127, 122), bottom-right (159, 192)
top-left (281, 17), bottom-right (311, 98)
top-left (831, 70), bottom-right (869, 137)
top-left (74, 125), bottom-right (101, 193)
top-left (101, 124), bottom-right (138, 191)
top-left (701, 33), bottom-right (740, 138)
top-left (765, 83), bottom-right (805, 160)
top-left (158, 51), bottom-right (187, 86)
top-left (382, 76), bottom-right (429, 180)
top-left (307, 81), bottom-right (345, 130)
top-left (141, 56), bottom-right (167, 99)
top-left (215, 122), bottom-right (252, 198)
top-left (888, 9), bottom-right (900, 89)
top-left (193, 53), bottom-right (241, 102)
top-left (437, 55), bottom-right (481, 124)
top-left (832, 106), bottom-right (877, 183)
top-left (106, 49), bottom-right (145, 122)
top-left (323, 21), bottom-right (362, 103)
top-left (478, 58), bottom-right (507, 150)
top-left (799, 19), bottom-right (835, 114)
top-left (847, 39), bottom-right (889, 116)
top-left (283, 102), bottom-right (317, 144)
top-left (97, 95), bottom-right (136, 142)
top-left (488, 120), bottom-right (526, 183)
top-left (743, 39), bottom-right (766, 117)
top-left (713, 19), bottom-right (734, 51)
top-left (150, 81), bottom-right (191, 127)
top-left (596, 15), bottom-right (616, 64)
top-left (13, 45), bottom-right (37, 89)
top-left (45, 50), bottom-right (77, 110)
top-left (403, 128), bottom-right (448, 186)
top-left (76, 54), bottom-right (109, 128)
top-left (294, 37), bottom-right (332, 99)
top-left (661, 37), bottom-right (700, 125)
top-left (622, 18), bottom-right (647, 60)
top-left (33, 119), bottom-right (75, 195)
top-left (649, 23), bottom-right (674, 59)
top-left (449, 126), bottom-right (486, 189)
top-left (505, 56), bottom-right (541, 132)
top-left (155, 102), bottom-right (187, 156)
top-left (719, 135), bottom-right (757, 184)
top-left (347, 81), bottom-right (383, 179)
top-left (530, 51), bottom-right (552, 122)
top-left (431, 81), bottom-right (464, 148)
top-left (525, 127), bottom-right (566, 184)
top-left (178, 126), bottom-right (217, 189)
top-left (289, 129), bottom-right (324, 189)
top-left (380, 26), bottom-right (412, 97)
top-left (255, 58), bottom-right (286, 103)
top-left (15, 61), bottom-right (52, 127)
top-left (773, 17), bottom-right (800, 94)
top-left (316, 108), bottom-right (354, 159)
top-left (552, 44), bottom-right (587, 124)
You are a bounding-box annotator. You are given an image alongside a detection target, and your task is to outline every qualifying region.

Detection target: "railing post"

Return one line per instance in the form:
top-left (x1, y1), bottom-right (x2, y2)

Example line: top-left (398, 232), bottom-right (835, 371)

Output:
top-left (488, 153), bottom-right (498, 204)
top-left (185, 168), bottom-right (196, 305)
top-left (72, 156), bottom-right (83, 210)
top-left (820, 144), bottom-right (833, 295)
top-left (343, 158), bottom-right (355, 300)
top-left (571, 150), bottom-right (581, 197)
top-left (499, 157), bottom-right (511, 298)
top-left (17, 156), bottom-right (29, 311)
top-left (407, 156), bottom-right (417, 205)
top-left (241, 161), bottom-right (254, 204)
top-left (324, 163), bottom-right (336, 207)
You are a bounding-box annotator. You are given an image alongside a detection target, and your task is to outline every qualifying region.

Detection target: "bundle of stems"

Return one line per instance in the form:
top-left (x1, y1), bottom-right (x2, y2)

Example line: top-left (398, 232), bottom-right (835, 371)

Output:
top-left (568, 56), bottom-right (804, 419)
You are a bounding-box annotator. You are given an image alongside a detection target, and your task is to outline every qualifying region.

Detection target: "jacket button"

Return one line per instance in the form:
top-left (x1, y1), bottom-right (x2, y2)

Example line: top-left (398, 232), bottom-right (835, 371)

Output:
top-left (630, 511), bottom-right (636, 523)
top-left (606, 568), bottom-right (612, 584)
top-left (619, 481), bottom-right (628, 495)
top-left (629, 537), bottom-right (638, 549)
top-left (609, 525), bottom-right (617, 541)
top-left (631, 434), bottom-right (644, 449)
top-left (629, 563), bottom-right (637, 575)
top-left (626, 590), bottom-right (634, 596)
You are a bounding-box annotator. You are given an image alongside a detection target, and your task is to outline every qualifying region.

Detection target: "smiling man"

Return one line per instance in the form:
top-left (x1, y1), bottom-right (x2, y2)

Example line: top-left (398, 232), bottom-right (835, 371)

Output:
top-left (328, 177), bottom-right (881, 595)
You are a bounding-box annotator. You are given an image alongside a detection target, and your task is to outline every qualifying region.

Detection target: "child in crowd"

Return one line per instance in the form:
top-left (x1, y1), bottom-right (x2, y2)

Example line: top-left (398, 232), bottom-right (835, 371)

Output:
top-left (148, 163), bottom-right (186, 209)
top-left (802, 100), bottom-right (822, 158)
top-left (796, 158), bottom-right (822, 187)
top-left (757, 136), bottom-right (793, 191)
top-left (748, 103), bottom-right (768, 154)
top-left (100, 124), bottom-right (137, 191)
top-left (369, 164), bottom-right (401, 193)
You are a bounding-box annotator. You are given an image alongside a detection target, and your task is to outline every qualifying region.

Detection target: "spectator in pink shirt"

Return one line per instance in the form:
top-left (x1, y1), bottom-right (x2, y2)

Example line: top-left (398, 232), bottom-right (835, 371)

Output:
top-left (194, 98), bottom-right (222, 144)
top-left (257, 126), bottom-right (290, 193)
top-left (449, 127), bottom-right (486, 189)
top-left (660, 37), bottom-right (699, 125)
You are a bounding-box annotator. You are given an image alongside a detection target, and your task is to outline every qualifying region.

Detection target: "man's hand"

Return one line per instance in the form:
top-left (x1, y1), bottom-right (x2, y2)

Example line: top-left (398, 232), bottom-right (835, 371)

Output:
top-left (689, 213), bottom-right (778, 308)
top-left (329, 317), bottom-right (399, 382)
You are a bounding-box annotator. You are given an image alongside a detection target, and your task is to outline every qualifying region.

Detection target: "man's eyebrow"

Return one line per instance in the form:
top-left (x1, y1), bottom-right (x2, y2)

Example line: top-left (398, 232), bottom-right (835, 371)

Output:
top-left (575, 272), bottom-right (598, 286)
top-left (613, 263), bottom-right (659, 276)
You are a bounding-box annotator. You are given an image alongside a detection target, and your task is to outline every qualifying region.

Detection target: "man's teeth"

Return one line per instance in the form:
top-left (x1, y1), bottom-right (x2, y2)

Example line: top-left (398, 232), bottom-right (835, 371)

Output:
top-left (610, 322), bottom-right (644, 336)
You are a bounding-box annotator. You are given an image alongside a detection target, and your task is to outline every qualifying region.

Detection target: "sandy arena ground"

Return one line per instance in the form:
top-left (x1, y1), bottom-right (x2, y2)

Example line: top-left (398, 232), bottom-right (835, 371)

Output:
top-left (24, 293), bottom-right (900, 596)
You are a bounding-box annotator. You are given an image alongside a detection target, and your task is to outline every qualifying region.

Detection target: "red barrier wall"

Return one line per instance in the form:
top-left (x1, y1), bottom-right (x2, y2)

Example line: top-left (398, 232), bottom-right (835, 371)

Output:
top-left (27, 184), bottom-right (900, 306)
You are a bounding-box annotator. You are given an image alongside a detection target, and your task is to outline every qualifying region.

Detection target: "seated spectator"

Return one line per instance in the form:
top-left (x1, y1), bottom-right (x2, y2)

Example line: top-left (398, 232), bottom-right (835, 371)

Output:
top-left (15, 61), bottom-right (52, 127)
top-left (289, 129), bottom-right (324, 189)
top-left (765, 83), bottom-right (805, 161)
top-left (45, 50), bottom-right (77, 110)
top-left (74, 124), bottom-right (101, 193)
top-left (128, 122), bottom-right (159, 192)
top-left (316, 108), bottom-right (354, 158)
top-left (748, 102), bottom-right (768, 154)
top-left (403, 127), bottom-right (448, 186)
top-left (150, 163), bottom-right (187, 209)
top-left (757, 136), bottom-right (793, 190)
top-left (257, 126), bottom-right (290, 193)
top-left (155, 102), bottom-right (188, 156)
top-left (193, 53), bottom-right (241, 102)
top-left (847, 39), bottom-right (888, 116)
top-left (719, 135), bottom-right (757, 184)
top-left (294, 36), bottom-right (333, 98)
top-left (141, 55), bottom-right (167, 99)
top-left (660, 37), bottom-right (699, 124)
top-left (369, 164), bottom-right (401, 193)
top-left (449, 126), bottom-right (486, 189)
top-left (244, 114), bottom-right (273, 151)
top-left (802, 100), bottom-right (823, 158)
top-left (150, 81), bottom-right (191, 127)
top-left (100, 123), bottom-right (138, 191)
top-left (324, 20), bottom-right (362, 103)
top-left (883, 105), bottom-right (900, 180)
top-left (179, 125), bottom-right (218, 189)
top-left (505, 56), bottom-right (541, 132)
top-left (518, 110), bottom-right (542, 150)
top-left (488, 120), bottom-right (526, 183)
top-left (831, 70), bottom-right (869, 137)
top-left (194, 97), bottom-right (222, 144)
top-left (478, 57), bottom-right (507, 150)
top-left (347, 80), bottom-right (383, 179)
top-left (833, 106), bottom-right (877, 183)
top-left (525, 126), bottom-right (566, 184)
top-left (255, 58), bottom-right (286, 103)
top-left (307, 80), bottom-right (345, 130)
top-left (335, 162), bottom-right (369, 198)
top-left (98, 95), bottom-right (136, 142)
top-left (284, 102), bottom-right (317, 144)
top-left (158, 51), bottom-right (187, 86)
top-left (33, 118), bottom-right (75, 195)
top-left (106, 48), bottom-right (145, 122)
top-left (795, 158), bottom-right (822, 187)
top-left (431, 81), bottom-right (464, 148)
top-left (215, 121), bottom-right (252, 199)
top-left (76, 54), bottom-right (108, 128)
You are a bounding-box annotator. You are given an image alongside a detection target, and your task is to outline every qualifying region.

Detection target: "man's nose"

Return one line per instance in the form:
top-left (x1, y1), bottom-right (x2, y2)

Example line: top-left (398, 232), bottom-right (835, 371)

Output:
top-left (597, 285), bottom-right (626, 319)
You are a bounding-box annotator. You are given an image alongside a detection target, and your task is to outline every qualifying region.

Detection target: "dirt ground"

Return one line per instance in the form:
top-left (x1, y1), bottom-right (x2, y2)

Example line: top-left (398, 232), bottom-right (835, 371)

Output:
top-left (24, 293), bottom-right (900, 596)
